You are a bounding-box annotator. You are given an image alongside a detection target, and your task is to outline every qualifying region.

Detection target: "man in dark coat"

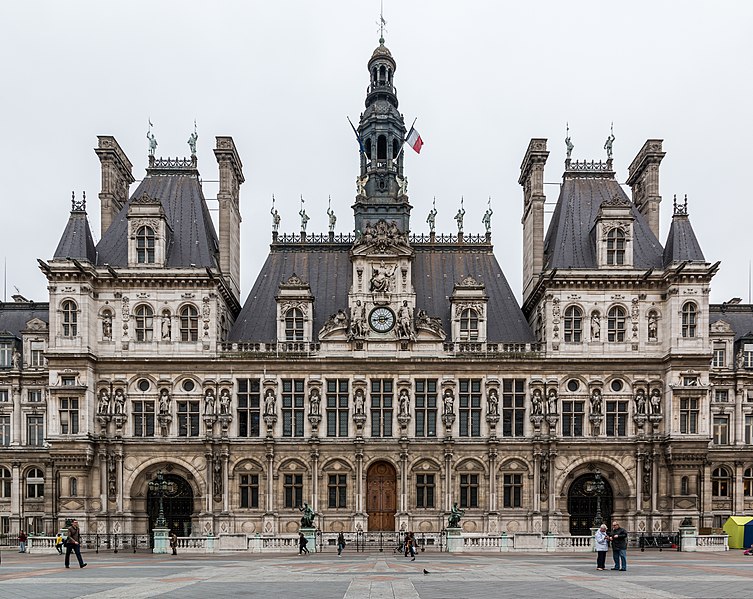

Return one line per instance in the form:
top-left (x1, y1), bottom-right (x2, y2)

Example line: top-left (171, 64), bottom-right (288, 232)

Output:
top-left (64, 519), bottom-right (87, 569)
top-left (608, 521), bottom-right (628, 571)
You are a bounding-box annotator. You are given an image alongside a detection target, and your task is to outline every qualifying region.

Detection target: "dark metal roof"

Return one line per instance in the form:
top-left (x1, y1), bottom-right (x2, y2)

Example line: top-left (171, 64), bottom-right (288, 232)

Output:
top-left (544, 174), bottom-right (664, 269)
top-left (662, 212), bottom-right (705, 267)
top-left (53, 209), bottom-right (96, 263)
top-left (95, 168), bottom-right (219, 269)
top-left (710, 304), bottom-right (753, 342)
top-left (0, 302), bottom-right (49, 339)
top-left (229, 243), bottom-right (535, 343)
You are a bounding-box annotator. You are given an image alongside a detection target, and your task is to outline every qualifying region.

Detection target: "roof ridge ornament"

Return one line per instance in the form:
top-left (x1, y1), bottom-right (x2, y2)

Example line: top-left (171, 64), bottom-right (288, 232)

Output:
top-left (71, 190), bottom-right (86, 212)
top-left (673, 194), bottom-right (689, 216)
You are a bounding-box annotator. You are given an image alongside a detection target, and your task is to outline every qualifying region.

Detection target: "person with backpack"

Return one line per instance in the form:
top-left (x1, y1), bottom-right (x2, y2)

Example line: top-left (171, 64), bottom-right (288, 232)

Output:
top-left (337, 532), bottom-right (346, 556)
top-left (298, 532), bottom-right (309, 555)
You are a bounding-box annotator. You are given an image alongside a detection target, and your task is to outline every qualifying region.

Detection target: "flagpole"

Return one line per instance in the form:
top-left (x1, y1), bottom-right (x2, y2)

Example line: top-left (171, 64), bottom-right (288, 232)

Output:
top-left (395, 117), bottom-right (418, 162)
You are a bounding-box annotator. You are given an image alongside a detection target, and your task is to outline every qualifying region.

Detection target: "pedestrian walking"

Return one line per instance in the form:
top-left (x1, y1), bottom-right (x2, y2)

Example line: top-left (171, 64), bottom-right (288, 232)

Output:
top-left (337, 532), bottom-right (346, 556)
top-left (298, 532), bottom-right (309, 555)
top-left (18, 530), bottom-right (27, 553)
top-left (407, 531), bottom-right (417, 561)
top-left (594, 524), bottom-right (608, 570)
top-left (55, 533), bottom-right (64, 555)
top-left (608, 521), bottom-right (628, 571)
top-left (169, 531), bottom-right (178, 556)
top-left (64, 519), bottom-right (87, 569)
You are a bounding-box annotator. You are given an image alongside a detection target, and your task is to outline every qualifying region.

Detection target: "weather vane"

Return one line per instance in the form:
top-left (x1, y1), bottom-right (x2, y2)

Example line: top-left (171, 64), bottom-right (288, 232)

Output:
top-left (377, 0), bottom-right (387, 43)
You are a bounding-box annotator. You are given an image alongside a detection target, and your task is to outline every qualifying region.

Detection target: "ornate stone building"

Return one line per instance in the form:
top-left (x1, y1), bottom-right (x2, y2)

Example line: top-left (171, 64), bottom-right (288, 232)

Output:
top-left (1, 38), bottom-right (752, 539)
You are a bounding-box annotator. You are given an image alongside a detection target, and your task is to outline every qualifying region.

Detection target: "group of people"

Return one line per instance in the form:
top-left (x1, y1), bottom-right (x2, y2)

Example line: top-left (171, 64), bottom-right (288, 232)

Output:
top-left (399, 531), bottom-right (418, 561)
top-left (594, 521), bottom-right (629, 571)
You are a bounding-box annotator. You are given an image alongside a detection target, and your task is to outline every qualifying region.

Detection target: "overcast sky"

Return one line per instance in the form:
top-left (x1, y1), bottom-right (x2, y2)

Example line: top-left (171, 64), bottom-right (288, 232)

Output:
top-left (1, 1), bottom-right (751, 306)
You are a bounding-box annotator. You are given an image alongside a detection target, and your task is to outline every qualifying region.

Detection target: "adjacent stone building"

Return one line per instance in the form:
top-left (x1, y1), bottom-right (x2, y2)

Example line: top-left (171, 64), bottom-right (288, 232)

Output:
top-left (1, 38), bottom-right (752, 540)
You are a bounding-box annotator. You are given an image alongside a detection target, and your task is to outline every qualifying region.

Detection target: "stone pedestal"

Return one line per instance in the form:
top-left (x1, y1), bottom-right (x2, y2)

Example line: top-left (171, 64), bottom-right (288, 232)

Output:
top-left (446, 527), bottom-right (463, 553)
top-left (499, 533), bottom-right (510, 552)
top-left (301, 527), bottom-right (317, 553)
top-left (152, 527), bottom-right (170, 554)
top-left (679, 525), bottom-right (697, 552)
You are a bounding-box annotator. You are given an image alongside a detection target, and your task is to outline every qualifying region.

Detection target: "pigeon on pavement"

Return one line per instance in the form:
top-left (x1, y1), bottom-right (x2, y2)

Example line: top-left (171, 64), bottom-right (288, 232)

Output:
top-left (423, 569), bottom-right (430, 575)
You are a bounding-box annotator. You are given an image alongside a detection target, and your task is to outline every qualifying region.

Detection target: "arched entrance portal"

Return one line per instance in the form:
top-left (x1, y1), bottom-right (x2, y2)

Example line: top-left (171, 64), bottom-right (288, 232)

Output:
top-left (146, 473), bottom-right (194, 537)
top-left (568, 473), bottom-right (614, 535)
top-left (367, 461), bottom-right (397, 531)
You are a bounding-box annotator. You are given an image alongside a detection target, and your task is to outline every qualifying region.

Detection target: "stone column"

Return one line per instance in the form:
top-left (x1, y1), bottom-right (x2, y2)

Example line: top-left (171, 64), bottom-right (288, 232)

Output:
top-left (487, 448), bottom-right (497, 512)
top-left (11, 385), bottom-right (22, 446)
top-left (222, 453), bottom-right (230, 513)
top-left (11, 461), bottom-right (21, 529)
top-left (205, 452), bottom-right (213, 513)
top-left (399, 449), bottom-right (408, 513)
top-left (444, 443), bottom-right (453, 512)
top-left (266, 450), bottom-right (274, 513)
top-left (651, 453), bottom-right (658, 513)
top-left (532, 453), bottom-right (541, 513)
top-left (734, 461), bottom-right (744, 514)
top-left (354, 446), bottom-right (363, 514)
top-left (116, 452), bottom-right (124, 513)
top-left (735, 388), bottom-right (745, 445)
top-left (99, 451), bottom-right (107, 513)
top-left (310, 450), bottom-right (319, 513)
top-left (635, 453), bottom-right (643, 511)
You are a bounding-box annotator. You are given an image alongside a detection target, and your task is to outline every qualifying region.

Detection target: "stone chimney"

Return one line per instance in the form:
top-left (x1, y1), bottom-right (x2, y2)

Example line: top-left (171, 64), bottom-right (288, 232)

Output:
top-left (626, 139), bottom-right (665, 240)
top-left (214, 136), bottom-right (244, 300)
top-left (518, 138), bottom-right (549, 302)
top-left (95, 136), bottom-right (134, 236)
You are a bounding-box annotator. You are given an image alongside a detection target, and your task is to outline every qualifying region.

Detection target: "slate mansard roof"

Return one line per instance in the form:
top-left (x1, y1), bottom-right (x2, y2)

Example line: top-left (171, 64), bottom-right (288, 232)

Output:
top-left (54, 206), bottom-right (97, 263)
top-left (0, 301), bottom-right (49, 340)
top-left (229, 241), bottom-right (535, 344)
top-left (663, 205), bottom-right (705, 266)
top-left (544, 169), bottom-right (664, 270)
top-left (710, 304), bottom-right (753, 342)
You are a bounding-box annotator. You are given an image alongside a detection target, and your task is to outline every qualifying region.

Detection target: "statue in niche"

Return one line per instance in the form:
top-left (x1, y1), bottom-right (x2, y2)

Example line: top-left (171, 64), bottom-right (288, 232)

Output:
top-left (113, 389), bottom-right (125, 414)
top-left (590, 388), bottom-right (603, 414)
top-left (11, 348), bottom-right (20, 369)
top-left (647, 312), bottom-right (658, 341)
top-left (309, 388), bottom-right (321, 415)
top-left (219, 389), bottom-right (231, 415)
top-left (204, 389), bottom-right (216, 415)
top-left (161, 311), bottom-right (171, 340)
top-left (370, 262), bottom-right (396, 293)
top-left (634, 389), bottom-right (647, 415)
top-left (487, 388), bottom-right (499, 416)
top-left (264, 388), bottom-right (276, 416)
top-left (97, 389), bottom-right (111, 415)
top-left (354, 389), bottom-right (365, 415)
top-left (531, 389), bottom-right (543, 415)
top-left (396, 301), bottom-right (413, 339)
top-left (159, 389), bottom-right (170, 415)
top-left (398, 388), bottom-right (410, 416)
top-left (349, 301), bottom-right (366, 339)
top-left (546, 389), bottom-right (558, 414)
top-left (591, 312), bottom-right (601, 340)
top-left (649, 389), bottom-right (662, 414)
top-left (102, 312), bottom-right (113, 339)
top-left (213, 460), bottom-right (222, 496)
top-left (443, 389), bottom-right (454, 415)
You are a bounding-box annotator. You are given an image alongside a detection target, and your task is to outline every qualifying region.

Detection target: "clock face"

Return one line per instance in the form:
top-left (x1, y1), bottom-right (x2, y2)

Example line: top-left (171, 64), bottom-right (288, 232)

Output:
top-left (369, 307), bottom-right (395, 333)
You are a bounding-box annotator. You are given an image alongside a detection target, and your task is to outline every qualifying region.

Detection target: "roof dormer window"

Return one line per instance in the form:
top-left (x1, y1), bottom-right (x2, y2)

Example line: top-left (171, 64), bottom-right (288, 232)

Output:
top-left (459, 308), bottom-right (479, 341)
top-left (136, 226), bottom-right (156, 263)
top-left (606, 228), bottom-right (625, 265)
top-left (285, 307), bottom-right (305, 341)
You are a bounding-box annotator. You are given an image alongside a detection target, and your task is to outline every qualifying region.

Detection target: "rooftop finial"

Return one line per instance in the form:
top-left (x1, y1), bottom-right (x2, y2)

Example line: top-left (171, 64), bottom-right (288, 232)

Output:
top-left (71, 190), bottom-right (86, 212)
top-left (565, 122), bottom-right (574, 159)
top-left (378, 0), bottom-right (387, 44)
top-left (604, 122), bottom-right (615, 159)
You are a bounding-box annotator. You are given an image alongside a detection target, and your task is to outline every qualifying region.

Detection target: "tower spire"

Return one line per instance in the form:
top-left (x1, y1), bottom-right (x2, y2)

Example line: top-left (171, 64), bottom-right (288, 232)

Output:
top-left (378, 0), bottom-right (386, 44)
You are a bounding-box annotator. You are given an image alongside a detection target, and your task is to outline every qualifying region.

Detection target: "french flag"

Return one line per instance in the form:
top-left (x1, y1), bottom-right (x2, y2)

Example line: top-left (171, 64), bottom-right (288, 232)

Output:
top-left (406, 127), bottom-right (423, 154)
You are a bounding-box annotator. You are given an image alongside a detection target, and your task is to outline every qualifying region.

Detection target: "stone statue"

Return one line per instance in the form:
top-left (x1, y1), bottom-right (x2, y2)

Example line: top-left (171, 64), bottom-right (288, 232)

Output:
top-left (604, 126), bottom-right (615, 159)
top-left (161, 311), bottom-right (171, 340)
top-left (426, 204), bottom-right (437, 233)
top-left (113, 389), bottom-right (125, 415)
top-left (531, 389), bottom-right (543, 415)
top-left (482, 205), bottom-right (493, 233)
top-left (299, 502), bottom-right (316, 528)
top-left (309, 388), bottom-right (321, 415)
top-left (219, 389), bottom-right (231, 415)
top-left (591, 312), bottom-right (601, 340)
top-left (97, 389), bottom-right (111, 415)
top-left (264, 389), bottom-right (276, 416)
top-left (565, 134), bottom-right (574, 159)
top-left (204, 389), bottom-right (216, 415)
top-left (649, 389), bottom-right (662, 415)
top-left (487, 388), bottom-right (499, 416)
top-left (271, 206), bottom-right (281, 233)
top-left (448, 502), bottom-right (465, 528)
top-left (147, 130), bottom-right (157, 157)
top-left (443, 389), bottom-right (454, 415)
top-left (354, 389), bottom-right (365, 414)
top-left (159, 389), bottom-right (170, 415)
top-left (590, 388), bottom-right (602, 415)
top-left (102, 312), bottom-right (112, 340)
top-left (299, 207), bottom-right (309, 232)
top-left (11, 348), bottom-right (21, 369)
top-left (213, 459), bottom-right (222, 497)
top-left (327, 205), bottom-right (336, 233)
top-left (187, 130), bottom-right (198, 156)
top-left (546, 389), bottom-right (557, 415)
top-left (349, 300), bottom-right (366, 339)
top-left (356, 175), bottom-right (368, 196)
top-left (397, 175), bottom-right (408, 196)
top-left (454, 205), bottom-right (465, 234)
top-left (647, 312), bottom-right (658, 341)
top-left (399, 388), bottom-right (410, 416)
top-left (397, 300), bottom-right (413, 339)
top-left (634, 389), bottom-right (647, 415)
top-left (370, 262), bottom-right (396, 293)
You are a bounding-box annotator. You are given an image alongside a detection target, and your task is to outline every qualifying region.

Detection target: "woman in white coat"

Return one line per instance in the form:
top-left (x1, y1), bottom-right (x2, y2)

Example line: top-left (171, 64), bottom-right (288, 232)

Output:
top-left (594, 524), bottom-right (609, 570)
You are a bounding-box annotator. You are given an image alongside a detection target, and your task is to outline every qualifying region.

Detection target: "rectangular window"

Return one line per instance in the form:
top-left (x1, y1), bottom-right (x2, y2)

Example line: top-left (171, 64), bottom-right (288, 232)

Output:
top-left (59, 397), bottom-right (79, 434)
top-left (744, 344), bottom-right (753, 369)
top-left (177, 401), bottom-right (200, 437)
top-left (27, 389), bottom-right (43, 403)
top-left (746, 415), bottom-right (753, 445)
top-left (27, 416), bottom-right (44, 446)
top-left (414, 379), bottom-right (437, 437)
top-left (459, 379), bottom-right (481, 437)
top-left (0, 415), bottom-right (10, 446)
top-left (712, 345), bottom-right (725, 368)
top-left (0, 389), bottom-right (8, 402)
top-left (237, 378), bottom-right (261, 437)
top-left (284, 473), bottom-right (303, 508)
top-left (240, 474), bottom-right (259, 509)
top-left (459, 473), bottom-right (479, 508)
top-left (605, 400), bottom-right (628, 436)
top-left (0, 517), bottom-right (8, 535)
top-left (328, 474), bottom-right (347, 508)
top-left (326, 379), bottom-right (349, 437)
top-left (713, 415), bottom-right (729, 445)
top-left (714, 389), bottom-right (729, 403)
top-left (503, 473), bottom-right (522, 508)
top-left (370, 379), bottom-right (393, 437)
top-left (680, 398), bottom-right (699, 434)
top-left (133, 401), bottom-right (155, 437)
top-left (562, 400), bottom-right (584, 437)
top-left (416, 473), bottom-right (435, 508)
top-left (29, 341), bottom-right (44, 367)
top-left (282, 379), bottom-right (305, 438)
top-left (0, 343), bottom-right (11, 367)
top-left (502, 379), bottom-right (525, 437)
top-left (62, 376), bottom-right (76, 386)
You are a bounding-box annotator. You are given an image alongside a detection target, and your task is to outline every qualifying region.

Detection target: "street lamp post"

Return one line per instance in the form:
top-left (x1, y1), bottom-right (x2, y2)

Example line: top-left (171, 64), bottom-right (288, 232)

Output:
top-left (592, 471), bottom-right (606, 528)
top-left (148, 470), bottom-right (170, 553)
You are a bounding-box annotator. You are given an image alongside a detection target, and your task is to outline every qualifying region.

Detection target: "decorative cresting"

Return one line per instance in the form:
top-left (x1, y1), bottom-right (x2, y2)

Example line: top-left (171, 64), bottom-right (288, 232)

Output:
top-left (564, 159), bottom-right (615, 177)
top-left (147, 156), bottom-right (198, 174)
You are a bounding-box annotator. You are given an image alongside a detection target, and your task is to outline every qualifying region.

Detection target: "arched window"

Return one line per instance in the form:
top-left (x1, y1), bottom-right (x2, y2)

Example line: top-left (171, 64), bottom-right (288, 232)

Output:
top-left (460, 308), bottom-right (479, 341)
top-left (136, 226), bottom-right (156, 264)
top-left (564, 306), bottom-right (583, 343)
top-left (379, 65), bottom-right (386, 83)
top-left (680, 476), bottom-right (690, 496)
top-left (606, 228), bottom-right (626, 265)
top-left (711, 466), bottom-right (731, 497)
top-left (26, 467), bottom-right (44, 498)
top-left (69, 477), bottom-right (78, 497)
top-left (372, 67), bottom-right (377, 84)
top-left (607, 306), bottom-right (627, 342)
top-left (179, 305), bottom-right (199, 342)
top-left (365, 138), bottom-right (372, 159)
top-left (0, 467), bottom-right (10, 498)
top-left (61, 300), bottom-right (78, 337)
top-left (682, 302), bottom-right (697, 338)
top-left (744, 468), bottom-right (753, 497)
top-left (134, 304), bottom-right (154, 342)
top-left (285, 307), bottom-right (304, 341)
top-left (377, 135), bottom-right (387, 159)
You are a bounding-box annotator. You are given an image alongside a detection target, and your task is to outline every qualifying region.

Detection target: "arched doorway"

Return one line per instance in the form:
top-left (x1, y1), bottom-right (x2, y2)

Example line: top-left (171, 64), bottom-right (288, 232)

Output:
top-left (146, 473), bottom-right (194, 537)
top-left (367, 461), bottom-right (397, 531)
top-left (568, 473), bottom-right (614, 535)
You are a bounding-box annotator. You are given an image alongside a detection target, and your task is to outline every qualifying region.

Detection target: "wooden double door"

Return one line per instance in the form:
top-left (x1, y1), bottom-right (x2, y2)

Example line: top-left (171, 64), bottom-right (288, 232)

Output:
top-left (367, 461), bottom-right (397, 531)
